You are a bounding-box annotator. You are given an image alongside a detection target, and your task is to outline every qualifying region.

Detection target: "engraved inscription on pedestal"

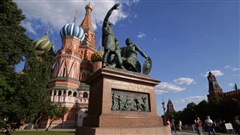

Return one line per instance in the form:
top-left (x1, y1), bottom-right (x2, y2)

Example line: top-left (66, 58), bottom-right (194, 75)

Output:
top-left (111, 89), bottom-right (150, 112)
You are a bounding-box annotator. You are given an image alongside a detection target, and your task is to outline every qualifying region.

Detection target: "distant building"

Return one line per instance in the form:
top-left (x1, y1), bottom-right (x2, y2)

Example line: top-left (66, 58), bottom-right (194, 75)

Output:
top-left (207, 71), bottom-right (240, 103)
top-left (166, 99), bottom-right (176, 114)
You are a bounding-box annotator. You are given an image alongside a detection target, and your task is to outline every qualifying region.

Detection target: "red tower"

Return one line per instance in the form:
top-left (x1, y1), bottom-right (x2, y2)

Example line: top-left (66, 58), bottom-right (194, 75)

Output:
top-left (207, 71), bottom-right (223, 100)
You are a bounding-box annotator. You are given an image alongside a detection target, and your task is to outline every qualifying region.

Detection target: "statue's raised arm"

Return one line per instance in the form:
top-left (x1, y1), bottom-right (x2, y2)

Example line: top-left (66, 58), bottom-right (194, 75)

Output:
top-left (103, 3), bottom-right (120, 24)
top-left (102, 3), bottom-right (125, 69)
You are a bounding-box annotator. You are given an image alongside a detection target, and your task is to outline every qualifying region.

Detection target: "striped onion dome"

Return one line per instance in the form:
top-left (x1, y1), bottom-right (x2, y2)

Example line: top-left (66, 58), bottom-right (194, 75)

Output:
top-left (33, 31), bottom-right (55, 55)
top-left (60, 19), bottom-right (85, 41)
top-left (91, 47), bottom-right (104, 63)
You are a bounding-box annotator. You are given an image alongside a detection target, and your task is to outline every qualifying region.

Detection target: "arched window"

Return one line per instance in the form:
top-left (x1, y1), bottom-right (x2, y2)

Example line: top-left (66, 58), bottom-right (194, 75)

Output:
top-left (58, 91), bottom-right (62, 96)
top-left (68, 91), bottom-right (72, 96)
top-left (83, 92), bottom-right (88, 98)
top-left (73, 92), bottom-right (77, 97)
top-left (62, 67), bottom-right (66, 77)
top-left (54, 90), bottom-right (57, 96)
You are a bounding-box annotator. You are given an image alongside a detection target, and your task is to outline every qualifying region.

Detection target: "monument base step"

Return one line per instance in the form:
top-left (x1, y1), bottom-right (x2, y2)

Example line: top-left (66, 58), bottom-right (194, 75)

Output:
top-left (75, 126), bottom-right (171, 135)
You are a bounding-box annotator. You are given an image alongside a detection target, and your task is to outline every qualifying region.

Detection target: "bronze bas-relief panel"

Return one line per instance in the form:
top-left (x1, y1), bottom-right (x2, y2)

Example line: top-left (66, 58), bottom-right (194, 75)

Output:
top-left (111, 89), bottom-right (150, 112)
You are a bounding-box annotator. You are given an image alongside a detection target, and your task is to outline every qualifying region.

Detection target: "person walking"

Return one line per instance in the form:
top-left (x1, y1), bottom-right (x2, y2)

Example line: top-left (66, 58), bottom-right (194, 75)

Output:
top-left (178, 120), bottom-right (182, 132)
top-left (195, 117), bottom-right (203, 135)
top-left (231, 115), bottom-right (240, 135)
top-left (171, 119), bottom-right (177, 134)
top-left (205, 115), bottom-right (216, 135)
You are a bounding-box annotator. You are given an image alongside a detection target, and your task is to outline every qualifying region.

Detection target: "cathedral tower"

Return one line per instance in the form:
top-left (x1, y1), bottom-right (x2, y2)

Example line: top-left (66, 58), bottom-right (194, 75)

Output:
top-left (79, 3), bottom-right (96, 82)
top-left (43, 3), bottom-right (97, 128)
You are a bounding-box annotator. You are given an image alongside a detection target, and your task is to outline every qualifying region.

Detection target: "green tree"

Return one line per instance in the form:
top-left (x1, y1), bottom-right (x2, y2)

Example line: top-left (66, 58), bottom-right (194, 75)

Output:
top-left (13, 52), bottom-right (55, 124)
top-left (44, 103), bottom-right (68, 131)
top-left (0, 0), bottom-right (56, 128)
top-left (0, 0), bottom-right (32, 122)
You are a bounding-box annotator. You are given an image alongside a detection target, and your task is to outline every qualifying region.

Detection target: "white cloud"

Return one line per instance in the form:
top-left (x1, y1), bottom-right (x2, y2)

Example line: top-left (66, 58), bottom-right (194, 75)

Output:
top-left (14, 0), bottom-right (128, 34)
top-left (224, 65), bottom-right (240, 71)
top-left (137, 32), bottom-right (146, 38)
top-left (228, 83), bottom-right (235, 87)
top-left (233, 68), bottom-right (240, 71)
top-left (21, 21), bottom-right (37, 35)
top-left (203, 70), bottom-right (224, 77)
top-left (225, 65), bottom-right (231, 69)
top-left (174, 96), bottom-right (207, 104)
top-left (123, 0), bottom-right (140, 6)
top-left (155, 82), bottom-right (185, 94)
top-left (173, 77), bottom-right (195, 85)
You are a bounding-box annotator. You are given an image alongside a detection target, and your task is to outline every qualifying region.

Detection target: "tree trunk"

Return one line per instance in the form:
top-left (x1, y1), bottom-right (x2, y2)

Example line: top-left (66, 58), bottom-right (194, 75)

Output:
top-left (34, 112), bottom-right (42, 130)
top-left (45, 119), bottom-right (54, 131)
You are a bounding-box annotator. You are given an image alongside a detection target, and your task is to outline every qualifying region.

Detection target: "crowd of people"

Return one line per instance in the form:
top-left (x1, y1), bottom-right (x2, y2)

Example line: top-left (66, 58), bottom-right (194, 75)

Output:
top-left (166, 115), bottom-right (240, 135)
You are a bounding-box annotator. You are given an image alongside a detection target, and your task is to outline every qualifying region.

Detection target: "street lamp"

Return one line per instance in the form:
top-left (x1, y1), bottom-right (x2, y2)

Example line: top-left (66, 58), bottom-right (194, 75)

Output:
top-left (162, 102), bottom-right (166, 126)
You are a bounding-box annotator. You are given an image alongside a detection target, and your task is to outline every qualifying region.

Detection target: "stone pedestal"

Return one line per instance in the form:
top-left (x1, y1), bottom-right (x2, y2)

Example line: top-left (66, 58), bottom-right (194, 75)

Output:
top-left (76, 67), bottom-right (171, 135)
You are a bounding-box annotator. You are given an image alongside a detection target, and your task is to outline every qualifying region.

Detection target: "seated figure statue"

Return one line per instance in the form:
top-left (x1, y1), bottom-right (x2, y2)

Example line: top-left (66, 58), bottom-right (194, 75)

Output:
top-left (120, 38), bottom-right (149, 73)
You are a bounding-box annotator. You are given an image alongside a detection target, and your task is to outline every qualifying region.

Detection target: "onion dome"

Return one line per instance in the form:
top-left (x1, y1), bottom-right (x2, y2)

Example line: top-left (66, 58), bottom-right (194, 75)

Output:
top-left (60, 18), bottom-right (85, 41)
top-left (33, 31), bottom-right (55, 55)
top-left (91, 47), bottom-right (103, 62)
top-left (85, 2), bottom-right (93, 11)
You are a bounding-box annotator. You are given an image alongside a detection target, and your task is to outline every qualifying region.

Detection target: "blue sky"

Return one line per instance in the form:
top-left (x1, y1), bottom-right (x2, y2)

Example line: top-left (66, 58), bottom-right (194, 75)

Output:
top-left (14, 0), bottom-right (239, 115)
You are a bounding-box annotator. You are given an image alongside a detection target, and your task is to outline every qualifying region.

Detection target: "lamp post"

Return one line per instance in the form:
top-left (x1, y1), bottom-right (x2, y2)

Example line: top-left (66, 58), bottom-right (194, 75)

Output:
top-left (162, 102), bottom-right (166, 126)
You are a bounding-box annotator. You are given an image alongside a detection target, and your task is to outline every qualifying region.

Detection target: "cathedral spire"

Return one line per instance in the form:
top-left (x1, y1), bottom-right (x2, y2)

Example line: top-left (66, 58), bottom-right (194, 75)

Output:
top-left (80, 2), bottom-right (96, 49)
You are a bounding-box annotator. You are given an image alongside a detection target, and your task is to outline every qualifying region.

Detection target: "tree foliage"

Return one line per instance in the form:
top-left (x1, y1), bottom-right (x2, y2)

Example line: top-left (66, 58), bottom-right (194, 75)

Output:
top-left (0, 0), bottom-right (32, 121)
top-left (0, 0), bottom-right (56, 129)
top-left (173, 99), bottom-right (238, 125)
top-left (44, 103), bottom-right (68, 131)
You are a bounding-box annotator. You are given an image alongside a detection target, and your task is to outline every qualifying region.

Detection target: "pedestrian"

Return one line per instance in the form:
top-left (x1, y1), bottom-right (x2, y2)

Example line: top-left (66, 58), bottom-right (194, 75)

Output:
top-left (205, 115), bottom-right (216, 135)
top-left (195, 117), bottom-right (203, 135)
top-left (166, 119), bottom-right (171, 133)
top-left (166, 119), bottom-right (171, 127)
top-left (178, 120), bottom-right (182, 132)
top-left (231, 115), bottom-right (240, 135)
top-left (171, 119), bottom-right (177, 134)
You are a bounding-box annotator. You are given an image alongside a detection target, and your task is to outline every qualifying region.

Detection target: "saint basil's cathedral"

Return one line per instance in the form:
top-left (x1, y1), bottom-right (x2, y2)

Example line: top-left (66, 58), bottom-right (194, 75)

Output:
top-left (31, 3), bottom-right (103, 128)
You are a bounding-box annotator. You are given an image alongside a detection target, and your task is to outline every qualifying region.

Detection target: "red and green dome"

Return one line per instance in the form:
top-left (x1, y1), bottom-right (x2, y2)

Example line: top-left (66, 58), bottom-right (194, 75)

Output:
top-left (33, 31), bottom-right (55, 54)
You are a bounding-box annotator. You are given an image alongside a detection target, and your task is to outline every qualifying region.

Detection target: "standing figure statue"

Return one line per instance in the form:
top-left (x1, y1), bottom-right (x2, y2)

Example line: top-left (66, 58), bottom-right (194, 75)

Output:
top-left (121, 38), bottom-right (151, 74)
top-left (102, 3), bottom-right (125, 69)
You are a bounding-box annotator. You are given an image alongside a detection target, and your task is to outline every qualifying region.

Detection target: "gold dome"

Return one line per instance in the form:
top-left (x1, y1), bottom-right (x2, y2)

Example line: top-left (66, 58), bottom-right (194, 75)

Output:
top-left (85, 3), bottom-right (93, 11)
top-left (91, 47), bottom-right (103, 63)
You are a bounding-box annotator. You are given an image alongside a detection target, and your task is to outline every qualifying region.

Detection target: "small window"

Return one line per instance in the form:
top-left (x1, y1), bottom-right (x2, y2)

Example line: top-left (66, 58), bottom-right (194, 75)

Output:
top-left (83, 92), bottom-right (88, 98)
top-left (73, 92), bottom-right (77, 97)
top-left (58, 91), bottom-right (62, 96)
top-left (68, 91), bottom-right (72, 96)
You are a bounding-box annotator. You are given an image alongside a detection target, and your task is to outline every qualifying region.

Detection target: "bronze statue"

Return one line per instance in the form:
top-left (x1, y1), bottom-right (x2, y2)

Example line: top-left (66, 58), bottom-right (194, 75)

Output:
top-left (121, 38), bottom-right (151, 74)
top-left (102, 3), bottom-right (125, 69)
top-left (101, 3), bottom-right (152, 75)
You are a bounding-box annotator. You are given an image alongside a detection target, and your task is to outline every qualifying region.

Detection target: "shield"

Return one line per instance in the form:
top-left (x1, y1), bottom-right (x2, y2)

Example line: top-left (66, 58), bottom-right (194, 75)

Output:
top-left (143, 57), bottom-right (152, 75)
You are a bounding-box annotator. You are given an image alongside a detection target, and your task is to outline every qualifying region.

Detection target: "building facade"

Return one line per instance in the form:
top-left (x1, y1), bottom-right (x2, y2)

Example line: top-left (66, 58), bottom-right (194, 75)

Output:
top-left (207, 71), bottom-right (240, 103)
